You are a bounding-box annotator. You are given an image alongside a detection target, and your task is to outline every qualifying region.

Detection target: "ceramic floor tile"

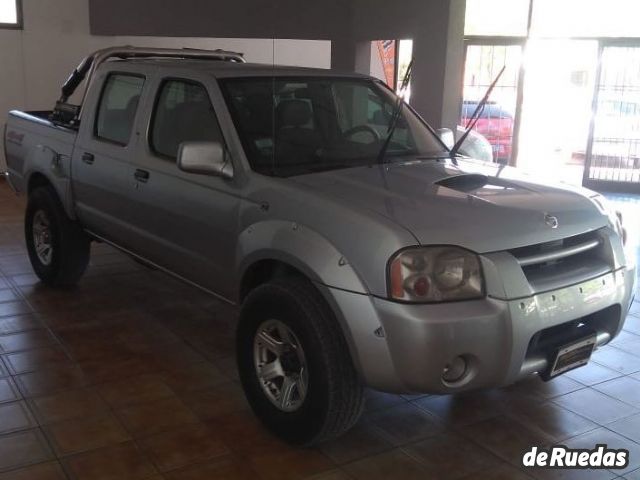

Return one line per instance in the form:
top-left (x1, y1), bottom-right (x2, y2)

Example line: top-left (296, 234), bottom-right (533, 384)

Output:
top-left (0, 402), bottom-right (37, 435)
top-left (138, 423), bottom-right (229, 472)
top-left (563, 428), bottom-right (640, 475)
top-left (62, 441), bottom-right (158, 480)
top-left (607, 412), bottom-right (640, 444)
top-left (593, 346), bottom-right (640, 374)
top-left (511, 375), bottom-right (587, 399)
top-left (0, 330), bottom-right (58, 354)
top-left (157, 362), bottom-right (227, 394)
top-left (460, 463), bottom-right (534, 480)
top-left (15, 365), bottom-right (87, 397)
top-left (247, 447), bottom-right (335, 480)
top-left (343, 449), bottom-right (428, 480)
top-left (163, 455), bottom-right (260, 480)
top-left (0, 315), bottom-right (43, 335)
top-left (366, 403), bottom-right (445, 446)
top-left (0, 378), bottom-right (21, 404)
top-left (96, 374), bottom-right (176, 409)
top-left (505, 401), bottom-right (599, 443)
top-left (565, 363), bottom-right (623, 386)
top-left (210, 410), bottom-right (291, 457)
top-left (3, 345), bottom-right (73, 375)
top-left (320, 421), bottom-right (394, 465)
top-left (362, 389), bottom-right (406, 412)
top-left (0, 429), bottom-right (54, 473)
top-left (552, 388), bottom-right (639, 425)
top-left (28, 387), bottom-right (110, 424)
top-left (180, 382), bottom-right (249, 421)
top-left (114, 396), bottom-right (200, 437)
top-left (459, 415), bottom-right (548, 465)
top-left (403, 432), bottom-right (501, 479)
top-left (592, 376), bottom-right (640, 408)
top-left (0, 461), bottom-right (67, 480)
top-left (0, 290), bottom-right (18, 304)
top-left (412, 391), bottom-right (506, 427)
top-left (0, 303), bottom-right (31, 320)
top-left (43, 412), bottom-right (130, 456)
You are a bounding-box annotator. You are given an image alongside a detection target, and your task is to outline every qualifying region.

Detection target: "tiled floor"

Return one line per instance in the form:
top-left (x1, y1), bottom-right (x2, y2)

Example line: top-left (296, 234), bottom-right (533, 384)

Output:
top-left (0, 178), bottom-right (639, 480)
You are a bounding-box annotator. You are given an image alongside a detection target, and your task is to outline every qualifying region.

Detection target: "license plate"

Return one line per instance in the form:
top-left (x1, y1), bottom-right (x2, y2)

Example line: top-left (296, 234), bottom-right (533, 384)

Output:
top-left (548, 334), bottom-right (597, 378)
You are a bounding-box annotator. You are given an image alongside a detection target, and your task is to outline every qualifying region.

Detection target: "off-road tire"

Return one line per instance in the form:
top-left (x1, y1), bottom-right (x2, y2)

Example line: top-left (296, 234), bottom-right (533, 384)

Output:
top-left (25, 186), bottom-right (90, 287)
top-left (237, 276), bottom-right (364, 445)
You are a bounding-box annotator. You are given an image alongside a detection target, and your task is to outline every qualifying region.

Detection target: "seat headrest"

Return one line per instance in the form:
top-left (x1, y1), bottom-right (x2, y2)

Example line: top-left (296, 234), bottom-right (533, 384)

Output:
top-left (277, 100), bottom-right (312, 128)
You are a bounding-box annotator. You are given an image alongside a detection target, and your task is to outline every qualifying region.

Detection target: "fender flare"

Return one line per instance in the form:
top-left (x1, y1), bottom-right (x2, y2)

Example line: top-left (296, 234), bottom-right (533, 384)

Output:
top-left (236, 219), bottom-right (369, 296)
top-left (236, 220), bottom-right (375, 379)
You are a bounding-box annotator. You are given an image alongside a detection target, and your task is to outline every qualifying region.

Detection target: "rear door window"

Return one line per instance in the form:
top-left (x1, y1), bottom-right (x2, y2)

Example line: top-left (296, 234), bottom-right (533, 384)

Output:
top-left (95, 74), bottom-right (145, 145)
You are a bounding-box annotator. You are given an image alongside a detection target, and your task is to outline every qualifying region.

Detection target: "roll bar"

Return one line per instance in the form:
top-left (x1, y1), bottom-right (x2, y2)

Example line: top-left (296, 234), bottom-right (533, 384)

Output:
top-left (52, 46), bottom-right (246, 126)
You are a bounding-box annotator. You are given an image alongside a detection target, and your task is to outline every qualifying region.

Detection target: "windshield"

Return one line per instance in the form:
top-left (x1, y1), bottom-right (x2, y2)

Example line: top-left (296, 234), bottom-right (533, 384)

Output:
top-left (219, 77), bottom-right (448, 177)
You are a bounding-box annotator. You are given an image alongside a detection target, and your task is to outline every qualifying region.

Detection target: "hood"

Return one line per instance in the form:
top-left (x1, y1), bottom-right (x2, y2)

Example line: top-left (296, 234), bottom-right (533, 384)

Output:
top-left (291, 158), bottom-right (608, 253)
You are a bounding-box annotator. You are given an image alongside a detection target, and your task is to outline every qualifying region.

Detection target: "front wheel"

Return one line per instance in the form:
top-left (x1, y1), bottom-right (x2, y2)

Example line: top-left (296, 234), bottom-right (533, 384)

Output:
top-left (237, 276), bottom-right (364, 445)
top-left (25, 186), bottom-right (90, 287)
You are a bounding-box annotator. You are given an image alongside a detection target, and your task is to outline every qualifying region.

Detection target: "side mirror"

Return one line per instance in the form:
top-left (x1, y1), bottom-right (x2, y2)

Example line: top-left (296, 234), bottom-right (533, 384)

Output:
top-left (436, 128), bottom-right (455, 149)
top-left (177, 141), bottom-right (234, 179)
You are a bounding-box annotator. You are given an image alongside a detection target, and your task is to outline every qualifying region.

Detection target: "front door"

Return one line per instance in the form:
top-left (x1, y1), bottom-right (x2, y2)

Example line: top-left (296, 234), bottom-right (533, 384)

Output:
top-left (126, 77), bottom-right (241, 299)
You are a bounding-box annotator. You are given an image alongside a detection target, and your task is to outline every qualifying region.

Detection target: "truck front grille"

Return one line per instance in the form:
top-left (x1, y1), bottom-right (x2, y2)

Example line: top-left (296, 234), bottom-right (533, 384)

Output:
top-left (509, 229), bottom-right (611, 293)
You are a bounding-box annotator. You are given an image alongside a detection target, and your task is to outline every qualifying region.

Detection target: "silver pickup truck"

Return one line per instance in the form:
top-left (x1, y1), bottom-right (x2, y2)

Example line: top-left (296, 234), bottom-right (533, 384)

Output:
top-left (3, 47), bottom-right (636, 445)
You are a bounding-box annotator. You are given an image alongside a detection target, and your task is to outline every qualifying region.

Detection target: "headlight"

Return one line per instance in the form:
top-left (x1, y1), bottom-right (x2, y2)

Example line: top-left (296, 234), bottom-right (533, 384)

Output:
top-left (591, 195), bottom-right (627, 245)
top-left (388, 246), bottom-right (485, 303)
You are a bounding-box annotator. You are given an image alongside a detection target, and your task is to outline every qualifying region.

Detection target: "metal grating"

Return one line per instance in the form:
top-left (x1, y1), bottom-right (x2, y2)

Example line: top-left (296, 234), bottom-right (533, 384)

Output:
top-left (587, 46), bottom-right (640, 186)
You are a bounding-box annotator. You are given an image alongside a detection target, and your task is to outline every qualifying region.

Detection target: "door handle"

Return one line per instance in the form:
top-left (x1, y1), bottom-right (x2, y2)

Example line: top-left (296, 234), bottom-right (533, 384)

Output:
top-left (82, 152), bottom-right (94, 165)
top-left (134, 169), bottom-right (150, 183)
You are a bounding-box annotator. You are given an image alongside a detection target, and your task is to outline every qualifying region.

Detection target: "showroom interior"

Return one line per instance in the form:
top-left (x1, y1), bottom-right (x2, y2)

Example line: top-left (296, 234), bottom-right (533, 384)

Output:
top-left (0, 0), bottom-right (640, 479)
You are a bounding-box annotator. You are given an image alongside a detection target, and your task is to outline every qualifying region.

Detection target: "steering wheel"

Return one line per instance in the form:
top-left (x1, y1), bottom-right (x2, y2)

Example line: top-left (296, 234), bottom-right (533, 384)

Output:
top-left (343, 125), bottom-right (381, 144)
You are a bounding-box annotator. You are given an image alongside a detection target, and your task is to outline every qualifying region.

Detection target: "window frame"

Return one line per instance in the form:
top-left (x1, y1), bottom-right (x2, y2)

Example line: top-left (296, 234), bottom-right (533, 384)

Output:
top-left (93, 72), bottom-right (146, 147)
top-left (0, 0), bottom-right (22, 29)
top-left (148, 77), bottom-right (224, 162)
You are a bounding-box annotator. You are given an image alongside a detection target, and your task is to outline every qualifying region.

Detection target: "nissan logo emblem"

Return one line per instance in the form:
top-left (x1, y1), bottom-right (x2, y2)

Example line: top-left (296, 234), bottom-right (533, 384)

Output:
top-left (544, 214), bottom-right (559, 229)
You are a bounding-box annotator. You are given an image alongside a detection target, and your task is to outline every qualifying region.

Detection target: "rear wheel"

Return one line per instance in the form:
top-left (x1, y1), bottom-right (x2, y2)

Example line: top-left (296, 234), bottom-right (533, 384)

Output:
top-left (237, 276), bottom-right (364, 445)
top-left (25, 186), bottom-right (90, 287)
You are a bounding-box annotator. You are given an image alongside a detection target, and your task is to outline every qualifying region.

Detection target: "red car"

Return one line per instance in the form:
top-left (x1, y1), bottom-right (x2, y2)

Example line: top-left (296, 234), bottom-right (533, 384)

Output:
top-left (461, 101), bottom-right (514, 163)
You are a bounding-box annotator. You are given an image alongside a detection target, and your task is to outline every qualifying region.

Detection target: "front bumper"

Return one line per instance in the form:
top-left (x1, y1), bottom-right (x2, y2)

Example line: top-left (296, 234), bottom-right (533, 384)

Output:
top-left (328, 264), bottom-right (636, 394)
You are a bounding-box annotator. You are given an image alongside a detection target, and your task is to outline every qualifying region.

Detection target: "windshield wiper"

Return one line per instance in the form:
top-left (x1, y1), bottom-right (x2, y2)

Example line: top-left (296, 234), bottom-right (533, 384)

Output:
top-left (376, 58), bottom-right (414, 165)
top-left (450, 65), bottom-right (506, 158)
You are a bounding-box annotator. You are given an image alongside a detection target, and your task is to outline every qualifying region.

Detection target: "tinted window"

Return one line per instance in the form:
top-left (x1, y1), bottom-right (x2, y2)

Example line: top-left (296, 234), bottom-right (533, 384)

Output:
top-left (95, 74), bottom-right (144, 145)
top-left (151, 80), bottom-right (223, 159)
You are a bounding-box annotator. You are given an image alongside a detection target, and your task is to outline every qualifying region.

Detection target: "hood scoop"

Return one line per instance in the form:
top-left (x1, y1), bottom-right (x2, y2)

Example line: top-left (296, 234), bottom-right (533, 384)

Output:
top-left (435, 174), bottom-right (490, 192)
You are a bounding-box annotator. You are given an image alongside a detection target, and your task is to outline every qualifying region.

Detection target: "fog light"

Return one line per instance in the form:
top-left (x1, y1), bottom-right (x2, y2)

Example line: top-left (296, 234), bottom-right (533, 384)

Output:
top-left (442, 356), bottom-right (467, 383)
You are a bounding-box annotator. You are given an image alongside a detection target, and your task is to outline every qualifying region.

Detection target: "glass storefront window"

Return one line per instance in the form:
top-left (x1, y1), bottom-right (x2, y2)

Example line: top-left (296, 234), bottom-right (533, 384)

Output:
top-left (462, 45), bottom-right (522, 164)
top-left (464, 0), bottom-right (530, 37)
top-left (0, 0), bottom-right (19, 25)
top-left (531, 0), bottom-right (640, 38)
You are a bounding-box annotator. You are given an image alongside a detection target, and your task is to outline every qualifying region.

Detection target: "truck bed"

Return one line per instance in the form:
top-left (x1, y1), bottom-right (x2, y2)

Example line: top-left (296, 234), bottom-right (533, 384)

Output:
top-left (4, 109), bottom-right (78, 200)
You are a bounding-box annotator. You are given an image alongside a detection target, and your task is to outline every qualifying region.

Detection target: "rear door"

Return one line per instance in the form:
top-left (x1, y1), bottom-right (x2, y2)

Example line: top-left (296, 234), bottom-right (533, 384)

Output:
top-left (71, 68), bottom-right (147, 245)
top-left (125, 75), bottom-right (242, 299)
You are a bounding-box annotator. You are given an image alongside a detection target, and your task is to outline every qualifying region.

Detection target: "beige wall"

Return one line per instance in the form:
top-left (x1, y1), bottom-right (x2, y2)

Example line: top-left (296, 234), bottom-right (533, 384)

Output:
top-left (0, 0), bottom-right (331, 170)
